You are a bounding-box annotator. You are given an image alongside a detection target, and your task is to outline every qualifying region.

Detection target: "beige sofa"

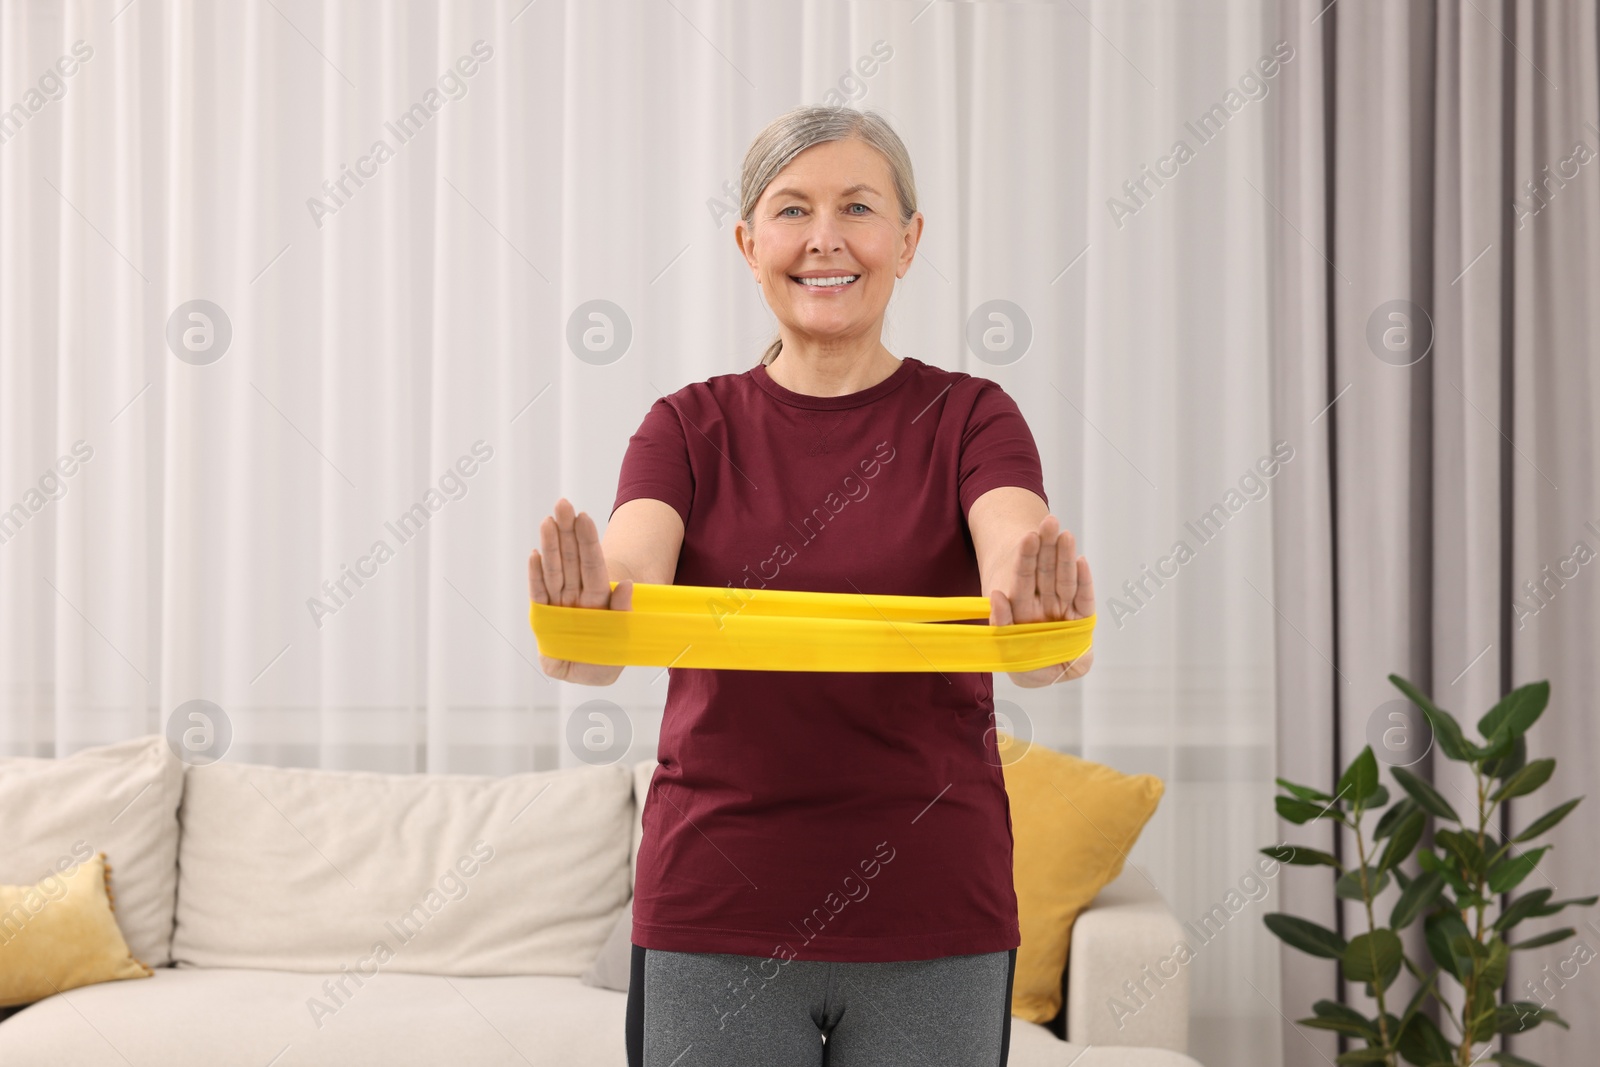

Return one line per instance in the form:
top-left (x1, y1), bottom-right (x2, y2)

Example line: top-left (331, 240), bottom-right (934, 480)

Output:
top-left (0, 736), bottom-right (1201, 1066)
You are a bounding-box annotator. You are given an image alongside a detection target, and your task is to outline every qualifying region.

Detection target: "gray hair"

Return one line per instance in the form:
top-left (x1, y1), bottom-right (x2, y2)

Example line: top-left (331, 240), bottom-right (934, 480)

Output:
top-left (738, 106), bottom-right (919, 366)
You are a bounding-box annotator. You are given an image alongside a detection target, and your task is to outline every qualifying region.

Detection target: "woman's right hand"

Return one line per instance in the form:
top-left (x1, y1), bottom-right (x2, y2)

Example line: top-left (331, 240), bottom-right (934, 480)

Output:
top-left (528, 497), bottom-right (634, 685)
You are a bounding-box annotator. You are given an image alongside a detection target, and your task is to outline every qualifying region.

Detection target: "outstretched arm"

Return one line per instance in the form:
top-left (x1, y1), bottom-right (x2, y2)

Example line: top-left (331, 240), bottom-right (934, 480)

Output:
top-left (967, 486), bottom-right (1095, 686)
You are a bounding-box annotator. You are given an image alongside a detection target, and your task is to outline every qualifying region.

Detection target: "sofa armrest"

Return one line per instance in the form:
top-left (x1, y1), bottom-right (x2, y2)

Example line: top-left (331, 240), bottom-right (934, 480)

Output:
top-left (1065, 865), bottom-right (1190, 1053)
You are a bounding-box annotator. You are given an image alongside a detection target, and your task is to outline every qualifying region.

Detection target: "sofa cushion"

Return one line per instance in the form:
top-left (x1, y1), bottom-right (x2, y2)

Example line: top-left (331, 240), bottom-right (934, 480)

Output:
top-left (0, 965), bottom-right (1202, 1066)
top-left (170, 757), bottom-right (633, 976)
top-left (0, 735), bottom-right (183, 967)
top-left (578, 757), bottom-right (654, 991)
top-left (578, 896), bottom-right (632, 992)
top-left (631, 757), bottom-right (653, 889)
top-left (0, 966), bottom-right (630, 1067)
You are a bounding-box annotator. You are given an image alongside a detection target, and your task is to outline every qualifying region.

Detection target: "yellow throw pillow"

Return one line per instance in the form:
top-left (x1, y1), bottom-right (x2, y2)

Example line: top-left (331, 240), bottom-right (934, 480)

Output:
top-left (0, 852), bottom-right (152, 1007)
top-left (998, 731), bottom-right (1164, 1024)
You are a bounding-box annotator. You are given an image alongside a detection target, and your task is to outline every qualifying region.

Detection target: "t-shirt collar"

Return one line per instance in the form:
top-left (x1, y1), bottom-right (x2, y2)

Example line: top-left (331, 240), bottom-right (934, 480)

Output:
top-left (751, 355), bottom-right (918, 410)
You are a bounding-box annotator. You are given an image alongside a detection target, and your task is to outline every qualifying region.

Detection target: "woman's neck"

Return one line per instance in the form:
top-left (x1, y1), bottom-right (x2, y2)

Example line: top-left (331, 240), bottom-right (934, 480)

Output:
top-left (764, 341), bottom-right (901, 398)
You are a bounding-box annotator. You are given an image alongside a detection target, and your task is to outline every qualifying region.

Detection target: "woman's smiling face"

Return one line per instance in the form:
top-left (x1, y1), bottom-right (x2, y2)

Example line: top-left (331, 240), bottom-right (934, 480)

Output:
top-left (737, 137), bottom-right (922, 348)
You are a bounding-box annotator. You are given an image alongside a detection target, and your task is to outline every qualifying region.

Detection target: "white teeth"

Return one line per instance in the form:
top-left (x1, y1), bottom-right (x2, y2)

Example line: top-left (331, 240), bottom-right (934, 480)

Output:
top-left (796, 275), bottom-right (858, 286)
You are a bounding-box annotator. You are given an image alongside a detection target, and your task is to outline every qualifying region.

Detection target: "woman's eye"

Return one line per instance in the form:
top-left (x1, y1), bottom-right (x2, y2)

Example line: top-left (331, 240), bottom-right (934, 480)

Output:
top-left (778, 204), bottom-right (868, 217)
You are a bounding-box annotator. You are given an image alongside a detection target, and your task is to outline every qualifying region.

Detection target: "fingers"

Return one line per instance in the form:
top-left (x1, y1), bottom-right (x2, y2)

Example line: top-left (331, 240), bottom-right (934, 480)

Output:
top-left (528, 550), bottom-right (548, 604)
top-left (610, 577), bottom-right (634, 613)
top-left (536, 499), bottom-right (624, 615)
top-left (1035, 515), bottom-right (1061, 619)
top-left (1073, 554), bottom-right (1095, 620)
top-left (538, 512), bottom-right (566, 603)
top-left (1053, 525), bottom-right (1078, 619)
top-left (1006, 529), bottom-right (1040, 620)
top-left (553, 498), bottom-right (582, 606)
top-left (573, 508), bottom-right (610, 608)
top-left (988, 589), bottom-right (1014, 627)
top-left (538, 498), bottom-right (586, 606)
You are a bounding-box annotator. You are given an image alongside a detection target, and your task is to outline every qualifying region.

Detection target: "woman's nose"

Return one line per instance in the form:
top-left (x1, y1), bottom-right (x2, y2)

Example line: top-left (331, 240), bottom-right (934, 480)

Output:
top-left (806, 217), bottom-right (844, 254)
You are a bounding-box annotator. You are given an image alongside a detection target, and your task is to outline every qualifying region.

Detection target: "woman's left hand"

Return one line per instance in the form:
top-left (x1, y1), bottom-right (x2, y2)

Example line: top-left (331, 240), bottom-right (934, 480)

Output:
top-left (987, 514), bottom-right (1095, 686)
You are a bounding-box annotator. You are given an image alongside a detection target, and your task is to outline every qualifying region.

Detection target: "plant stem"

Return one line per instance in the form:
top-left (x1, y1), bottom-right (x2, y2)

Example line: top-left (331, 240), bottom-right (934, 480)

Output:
top-left (1353, 811), bottom-right (1395, 1062)
top-left (1458, 768), bottom-right (1489, 1067)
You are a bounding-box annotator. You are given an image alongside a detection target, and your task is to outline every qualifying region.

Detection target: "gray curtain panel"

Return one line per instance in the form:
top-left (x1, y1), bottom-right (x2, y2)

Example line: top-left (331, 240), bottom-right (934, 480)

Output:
top-left (1268, 0), bottom-right (1599, 1064)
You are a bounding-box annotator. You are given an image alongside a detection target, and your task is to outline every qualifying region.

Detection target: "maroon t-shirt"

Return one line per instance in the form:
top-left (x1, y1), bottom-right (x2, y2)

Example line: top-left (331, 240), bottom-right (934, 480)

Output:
top-left (611, 354), bottom-right (1048, 962)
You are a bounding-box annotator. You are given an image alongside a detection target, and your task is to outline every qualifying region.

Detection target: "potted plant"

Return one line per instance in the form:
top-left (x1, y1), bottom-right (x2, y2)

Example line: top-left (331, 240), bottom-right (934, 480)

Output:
top-left (1262, 674), bottom-right (1595, 1067)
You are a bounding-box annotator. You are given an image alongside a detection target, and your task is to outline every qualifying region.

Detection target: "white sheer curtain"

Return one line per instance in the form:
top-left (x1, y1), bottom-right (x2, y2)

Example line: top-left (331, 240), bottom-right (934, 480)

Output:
top-left (0, 2), bottom-right (1284, 1063)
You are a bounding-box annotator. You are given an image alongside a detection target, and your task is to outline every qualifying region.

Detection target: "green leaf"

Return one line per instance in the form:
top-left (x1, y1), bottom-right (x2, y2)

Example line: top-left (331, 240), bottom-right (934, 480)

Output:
top-left (1510, 927), bottom-right (1576, 950)
top-left (1497, 1003), bottom-right (1569, 1033)
top-left (1424, 911), bottom-right (1473, 981)
top-left (1308, 999), bottom-right (1380, 1041)
top-left (1388, 674), bottom-right (1484, 760)
top-left (1512, 797), bottom-right (1583, 842)
top-left (1264, 913), bottom-right (1348, 959)
top-left (1343, 929), bottom-right (1403, 986)
top-left (1390, 870), bottom-right (1446, 929)
top-left (1338, 747), bottom-right (1380, 806)
top-left (1276, 795), bottom-right (1338, 824)
top-left (1397, 973), bottom-right (1433, 1029)
top-left (1417, 846), bottom-right (1473, 895)
top-left (1479, 934), bottom-right (1510, 990)
top-left (1277, 777), bottom-right (1335, 803)
top-left (1455, 933), bottom-right (1488, 968)
top-left (1530, 894), bottom-right (1599, 917)
top-left (1334, 1049), bottom-right (1392, 1065)
top-left (1396, 1009), bottom-right (1453, 1066)
top-left (1536, 1007), bottom-right (1569, 1030)
top-left (1373, 796), bottom-right (1421, 840)
top-left (1379, 808), bottom-right (1427, 871)
top-left (1483, 733), bottom-right (1527, 780)
top-left (1390, 766), bottom-right (1461, 822)
top-left (1490, 758), bottom-right (1556, 804)
top-left (1493, 888), bottom-right (1554, 931)
top-left (1336, 868), bottom-right (1391, 901)
top-left (1478, 680), bottom-right (1549, 741)
top-left (1295, 1016), bottom-right (1373, 1038)
top-left (1435, 828), bottom-right (1487, 880)
top-left (1488, 845), bottom-right (1551, 893)
top-left (1490, 1050), bottom-right (1545, 1066)
top-left (1471, 1003), bottom-right (1499, 1043)
top-left (1260, 844), bottom-right (1342, 868)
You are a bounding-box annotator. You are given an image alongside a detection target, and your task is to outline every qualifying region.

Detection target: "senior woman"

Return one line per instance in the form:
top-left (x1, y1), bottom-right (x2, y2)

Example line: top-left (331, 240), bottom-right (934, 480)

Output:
top-left (527, 105), bottom-right (1095, 1067)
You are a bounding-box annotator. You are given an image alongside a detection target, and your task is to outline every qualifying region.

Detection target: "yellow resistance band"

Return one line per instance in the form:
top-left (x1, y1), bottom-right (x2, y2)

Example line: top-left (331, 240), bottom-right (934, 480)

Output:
top-left (528, 582), bottom-right (1095, 673)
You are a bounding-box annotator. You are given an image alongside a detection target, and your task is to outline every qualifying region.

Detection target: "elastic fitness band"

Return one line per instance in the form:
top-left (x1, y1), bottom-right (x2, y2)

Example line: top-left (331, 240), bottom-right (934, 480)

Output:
top-left (528, 581), bottom-right (1096, 673)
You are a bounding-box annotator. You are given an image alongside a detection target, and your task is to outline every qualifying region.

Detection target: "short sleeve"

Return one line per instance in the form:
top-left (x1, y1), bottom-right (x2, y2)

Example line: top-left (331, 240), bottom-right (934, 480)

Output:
top-left (612, 397), bottom-right (694, 526)
top-left (958, 382), bottom-right (1048, 517)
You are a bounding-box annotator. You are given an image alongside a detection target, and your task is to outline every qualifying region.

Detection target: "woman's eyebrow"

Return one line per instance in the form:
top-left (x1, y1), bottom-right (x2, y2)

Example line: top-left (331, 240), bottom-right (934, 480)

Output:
top-left (770, 183), bottom-right (882, 201)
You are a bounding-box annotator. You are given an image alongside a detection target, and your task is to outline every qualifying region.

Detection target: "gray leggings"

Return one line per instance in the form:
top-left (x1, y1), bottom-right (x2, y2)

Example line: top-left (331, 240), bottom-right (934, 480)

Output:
top-left (624, 944), bottom-right (1018, 1067)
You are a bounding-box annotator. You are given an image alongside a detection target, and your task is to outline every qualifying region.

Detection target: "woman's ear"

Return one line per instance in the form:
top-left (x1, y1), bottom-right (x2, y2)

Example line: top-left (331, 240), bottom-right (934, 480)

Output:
top-left (733, 219), bottom-right (759, 280)
top-left (896, 212), bottom-right (925, 278)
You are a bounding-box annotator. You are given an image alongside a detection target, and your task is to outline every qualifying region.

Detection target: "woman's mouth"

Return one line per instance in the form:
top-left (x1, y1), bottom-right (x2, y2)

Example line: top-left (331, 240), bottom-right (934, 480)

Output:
top-left (790, 274), bottom-right (860, 294)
